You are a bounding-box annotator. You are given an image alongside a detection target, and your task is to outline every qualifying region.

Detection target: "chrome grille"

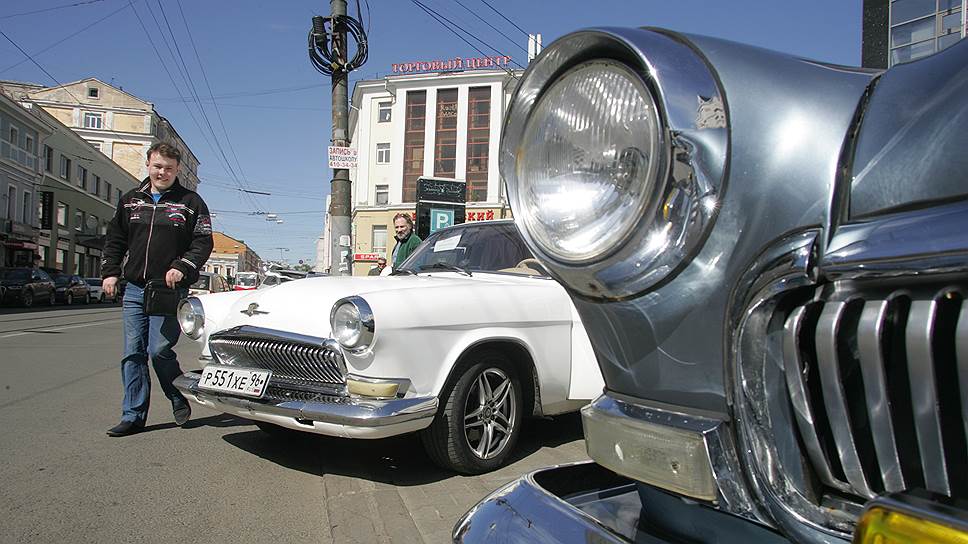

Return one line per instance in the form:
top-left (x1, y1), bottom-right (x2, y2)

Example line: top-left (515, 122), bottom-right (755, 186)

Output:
top-left (209, 326), bottom-right (345, 391)
top-left (782, 286), bottom-right (967, 502)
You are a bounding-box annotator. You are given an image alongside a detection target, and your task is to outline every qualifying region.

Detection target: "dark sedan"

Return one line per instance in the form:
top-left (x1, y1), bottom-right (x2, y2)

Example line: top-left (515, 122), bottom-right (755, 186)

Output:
top-left (0, 268), bottom-right (56, 307)
top-left (51, 273), bottom-right (90, 305)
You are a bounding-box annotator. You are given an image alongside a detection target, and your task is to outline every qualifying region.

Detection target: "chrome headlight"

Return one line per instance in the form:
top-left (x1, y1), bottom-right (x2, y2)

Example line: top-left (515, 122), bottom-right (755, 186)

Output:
top-left (177, 297), bottom-right (205, 339)
top-left (502, 28), bottom-right (728, 299)
top-left (329, 296), bottom-right (374, 351)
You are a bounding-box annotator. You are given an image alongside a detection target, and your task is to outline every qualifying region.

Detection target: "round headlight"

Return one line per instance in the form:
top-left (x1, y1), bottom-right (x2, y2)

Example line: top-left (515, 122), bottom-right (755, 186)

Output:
top-left (517, 61), bottom-right (662, 263)
top-left (177, 297), bottom-right (204, 339)
top-left (329, 296), bottom-right (374, 351)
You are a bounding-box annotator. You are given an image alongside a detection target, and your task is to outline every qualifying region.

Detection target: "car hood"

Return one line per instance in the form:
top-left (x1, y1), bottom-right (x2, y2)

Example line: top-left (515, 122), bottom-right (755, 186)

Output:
top-left (205, 273), bottom-right (562, 340)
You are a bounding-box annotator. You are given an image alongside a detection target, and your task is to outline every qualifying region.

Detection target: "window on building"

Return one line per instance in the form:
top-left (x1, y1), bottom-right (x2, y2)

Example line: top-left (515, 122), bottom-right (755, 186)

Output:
top-left (25, 135), bottom-right (33, 154)
top-left (889, 0), bottom-right (964, 66)
top-left (372, 225), bottom-right (387, 254)
top-left (56, 249), bottom-right (66, 270)
top-left (57, 202), bottom-right (68, 227)
top-left (376, 142), bottom-right (390, 164)
top-left (402, 90), bottom-right (427, 202)
top-left (88, 87), bottom-right (99, 98)
top-left (434, 88), bottom-right (458, 178)
top-left (22, 191), bottom-right (31, 224)
top-left (116, 188), bottom-right (122, 204)
top-left (77, 166), bottom-right (87, 190)
top-left (375, 184), bottom-right (389, 205)
top-left (6, 186), bottom-right (15, 220)
top-left (88, 140), bottom-right (102, 152)
top-left (60, 156), bottom-right (71, 181)
top-left (83, 112), bottom-right (103, 129)
top-left (44, 145), bottom-right (52, 172)
top-left (9, 126), bottom-right (18, 145)
top-left (92, 175), bottom-right (101, 196)
top-left (466, 86), bottom-right (491, 202)
top-left (378, 101), bottom-right (392, 122)
top-left (105, 182), bottom-right (113, 203)
top-left (75, 209), bottom-right (84, 231)
top-left (75, 252), bottom-right (84, 275)
top-left (37, 245), bottom-right (47, 266)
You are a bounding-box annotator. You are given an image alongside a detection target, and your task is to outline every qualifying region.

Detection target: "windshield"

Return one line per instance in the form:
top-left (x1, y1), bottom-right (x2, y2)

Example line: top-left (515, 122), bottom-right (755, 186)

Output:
top-left (401, 223), bottom-right (541, 275)
top-left (191, 276), bottom-right (211, 290)
top-left (236, 274), bottom-right (258, 287)
top-left (53, 275), bottom-right (71, 287)
top-left (0, 269), bottom-right (30, 281)
top-left (85, 278), bottom-right (102, 287)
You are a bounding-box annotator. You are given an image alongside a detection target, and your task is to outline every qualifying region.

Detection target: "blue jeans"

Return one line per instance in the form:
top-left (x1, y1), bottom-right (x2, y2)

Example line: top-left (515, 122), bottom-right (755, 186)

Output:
top-left (120, 282), bottom-right (188, 425)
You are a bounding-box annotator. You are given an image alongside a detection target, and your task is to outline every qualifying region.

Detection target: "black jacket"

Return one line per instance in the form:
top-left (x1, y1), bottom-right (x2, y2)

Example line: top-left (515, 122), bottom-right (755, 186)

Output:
top-left (101, 178), bottom-right (213, 287)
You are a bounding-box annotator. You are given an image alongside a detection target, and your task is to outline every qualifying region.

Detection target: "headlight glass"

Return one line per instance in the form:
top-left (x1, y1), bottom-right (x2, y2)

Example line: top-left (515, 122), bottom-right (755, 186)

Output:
top-left (517, 60), bottom-right (662, 263)
top-left (329, 296), bottom-right (374, 351)
top-left (177, 297), bottom-right (204, 339)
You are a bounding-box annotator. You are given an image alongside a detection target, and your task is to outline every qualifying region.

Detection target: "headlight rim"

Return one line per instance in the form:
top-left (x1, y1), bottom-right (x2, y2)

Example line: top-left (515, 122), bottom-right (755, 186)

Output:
top-left (329, 295), bottom-right (375, 352)
top-left (501, 28), bottom-right (728, 301)
top-left (177, 296), bottom-right (205, 339)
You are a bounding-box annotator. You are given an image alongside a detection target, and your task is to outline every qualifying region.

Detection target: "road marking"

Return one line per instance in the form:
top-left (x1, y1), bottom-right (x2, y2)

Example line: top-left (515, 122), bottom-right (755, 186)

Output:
top-left (0, 318), bottom-right (122, 339)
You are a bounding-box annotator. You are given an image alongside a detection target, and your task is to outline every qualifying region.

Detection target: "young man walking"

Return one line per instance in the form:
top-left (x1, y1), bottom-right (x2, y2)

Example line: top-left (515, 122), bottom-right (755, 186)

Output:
top-left (101, 142), bottom-right (214, 437)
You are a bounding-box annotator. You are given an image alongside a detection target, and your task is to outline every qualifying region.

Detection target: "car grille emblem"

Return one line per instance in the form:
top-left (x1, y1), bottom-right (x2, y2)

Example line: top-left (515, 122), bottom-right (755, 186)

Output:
top-left (241, 303), bottom-right (269, 317)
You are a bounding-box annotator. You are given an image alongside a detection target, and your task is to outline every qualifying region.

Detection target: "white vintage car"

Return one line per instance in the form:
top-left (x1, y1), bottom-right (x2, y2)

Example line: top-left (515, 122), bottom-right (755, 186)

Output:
top-left (173, 220), bottom-right (603, 473)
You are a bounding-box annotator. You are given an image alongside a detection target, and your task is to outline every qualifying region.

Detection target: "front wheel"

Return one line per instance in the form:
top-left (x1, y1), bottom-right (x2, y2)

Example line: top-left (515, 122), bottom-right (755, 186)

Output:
top-left (421, 353), bottom-right (523, 474)
top-left (65, 292), bottom-right (73, 305)
top-left (22, 290), bottom-right (33, 308)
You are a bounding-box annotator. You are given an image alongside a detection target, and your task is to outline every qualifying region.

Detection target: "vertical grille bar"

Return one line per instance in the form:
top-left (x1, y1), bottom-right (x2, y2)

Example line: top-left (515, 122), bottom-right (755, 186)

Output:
top-left (856, 300), bottom-right (906, 492)
top-left (816, 302), bottom-right (875, 498)
top-left (906, 299), bottom-right (950, 495)
top-left (958, 303), bottom-right (968, 455)
top-left (782, 305), bottom-right (851, 491)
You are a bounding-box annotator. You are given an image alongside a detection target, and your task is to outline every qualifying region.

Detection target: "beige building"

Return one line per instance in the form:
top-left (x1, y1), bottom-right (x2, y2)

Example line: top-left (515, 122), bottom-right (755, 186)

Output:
top-left (1, 78), bottom-right (200, 191)
top-left (337, 68), bottom-right (521, 275)
top-left (204, 232), bottom-right (262, 281)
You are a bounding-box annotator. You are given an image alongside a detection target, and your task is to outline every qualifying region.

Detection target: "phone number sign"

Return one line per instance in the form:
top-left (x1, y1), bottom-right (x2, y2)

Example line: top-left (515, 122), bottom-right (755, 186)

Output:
top-left (328, 146), bottom-right (357, 169)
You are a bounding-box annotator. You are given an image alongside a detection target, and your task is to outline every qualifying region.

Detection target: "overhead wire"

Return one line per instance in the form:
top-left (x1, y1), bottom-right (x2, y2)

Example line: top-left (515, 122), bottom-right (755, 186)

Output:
top-left (409, 0), bottom-right (524, 73)
top-left (0, 0), bottom-right (107, 20)
top-left (479, 0), bottom-right (530, 38)
top-left (449, 0), bottom-right (528, 55)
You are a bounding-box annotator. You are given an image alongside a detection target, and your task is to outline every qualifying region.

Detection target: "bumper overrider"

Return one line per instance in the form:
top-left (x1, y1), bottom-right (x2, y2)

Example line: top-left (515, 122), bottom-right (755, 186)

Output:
top-left (173, 326), bottom-right (438, 439)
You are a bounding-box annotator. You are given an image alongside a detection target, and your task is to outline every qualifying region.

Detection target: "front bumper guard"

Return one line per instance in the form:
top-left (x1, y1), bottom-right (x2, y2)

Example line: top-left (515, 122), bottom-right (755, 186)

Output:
top-left (174, 371), bottom-right (438, 439)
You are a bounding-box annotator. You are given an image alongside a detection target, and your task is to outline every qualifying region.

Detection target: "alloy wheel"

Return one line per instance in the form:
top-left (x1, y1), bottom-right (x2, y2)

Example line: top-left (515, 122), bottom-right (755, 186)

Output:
top-left (463, 368), bottom-right (517, 460)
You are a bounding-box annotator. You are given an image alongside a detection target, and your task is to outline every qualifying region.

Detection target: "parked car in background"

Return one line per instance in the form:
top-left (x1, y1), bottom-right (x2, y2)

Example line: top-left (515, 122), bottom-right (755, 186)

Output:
top-left (455, 26), bottom-right (968, 544)
top-left (50, 272), bottom-right (90, 305)
top-left (0, 267), bottom-right (55, 307)
top-left (233, 271), bottom-right (259, 291)
top-left (257, 269), bottom-right (305, 288)
top-left (84, 278), bottom-right (116, 303)
top-left (173, 220), bottom-right (603, 473)
top-left (188, 271), bottom-right (230, 297)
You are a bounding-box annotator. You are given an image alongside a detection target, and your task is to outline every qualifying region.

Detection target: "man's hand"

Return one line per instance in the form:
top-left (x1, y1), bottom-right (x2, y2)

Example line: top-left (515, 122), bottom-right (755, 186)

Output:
top-left (165, 268), bottom-right (184, 288)
top-left (103, 276), bottom-right (119, 298)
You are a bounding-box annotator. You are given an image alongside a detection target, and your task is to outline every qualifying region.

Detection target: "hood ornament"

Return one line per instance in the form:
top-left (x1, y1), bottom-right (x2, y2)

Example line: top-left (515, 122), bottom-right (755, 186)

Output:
top-left (241, 302), bottom-right (269, 317)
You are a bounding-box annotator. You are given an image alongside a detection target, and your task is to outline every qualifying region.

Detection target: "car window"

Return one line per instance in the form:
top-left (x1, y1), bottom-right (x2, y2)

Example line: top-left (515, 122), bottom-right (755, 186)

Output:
top-left (236, 274), bottom-right (258, 287)
top-left (53, 275), bottom-right (71, 287)
top-left (85, 278), bottom-right (102, 287)
top-left (191, 275), bottom-right (211, 290)
top-left (402, 223), bottom-right (539, 274)
top-left (1, 269), bottom-right (30, 281)
top-left (37, 270), bottom-right (52, 281)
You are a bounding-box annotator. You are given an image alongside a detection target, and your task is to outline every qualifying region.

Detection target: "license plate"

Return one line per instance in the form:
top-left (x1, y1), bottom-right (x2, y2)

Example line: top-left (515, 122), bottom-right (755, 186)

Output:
top-left (197, 364), bottom-right (271, 398)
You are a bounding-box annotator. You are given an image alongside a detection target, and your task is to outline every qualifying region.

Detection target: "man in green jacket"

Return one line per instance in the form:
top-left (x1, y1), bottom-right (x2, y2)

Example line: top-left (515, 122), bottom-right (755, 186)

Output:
top-left (391, 212), bottom-right (422, 268)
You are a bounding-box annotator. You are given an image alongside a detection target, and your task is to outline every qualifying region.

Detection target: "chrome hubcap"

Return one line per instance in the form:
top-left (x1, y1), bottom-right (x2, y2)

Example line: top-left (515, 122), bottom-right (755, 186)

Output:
top-left (463, 368), bottom-right (516, 460)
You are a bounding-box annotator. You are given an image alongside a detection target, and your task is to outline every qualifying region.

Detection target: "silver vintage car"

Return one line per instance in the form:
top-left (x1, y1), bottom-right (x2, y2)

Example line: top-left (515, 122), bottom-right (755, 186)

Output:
top-left (455, 25), bottom-right (968, 544)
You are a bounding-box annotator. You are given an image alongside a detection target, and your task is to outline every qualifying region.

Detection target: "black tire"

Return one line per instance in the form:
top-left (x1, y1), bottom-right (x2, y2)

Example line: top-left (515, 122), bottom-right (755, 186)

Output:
top-left (66, 292), bottom-right (73, 305)
top-left (99, 294), bottom-right (105, 303)
top-left (421, 351), bottom-right (523, 474)
top-left (83, 291), bottom-right (90, 304)
top-left (48, 291), bottom-right (55, 305)
top-left (22, 290), bottom-right (33, 308)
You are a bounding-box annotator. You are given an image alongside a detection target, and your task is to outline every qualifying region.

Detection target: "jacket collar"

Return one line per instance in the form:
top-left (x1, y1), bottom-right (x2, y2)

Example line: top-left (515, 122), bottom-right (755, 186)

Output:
top-left (138, 177), bottom-right (183, 200)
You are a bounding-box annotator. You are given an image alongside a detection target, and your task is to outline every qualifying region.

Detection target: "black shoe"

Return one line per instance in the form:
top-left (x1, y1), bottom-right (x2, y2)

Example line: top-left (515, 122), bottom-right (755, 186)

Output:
top-left (106, 420), bottom-right (144, 437)
top-left (173, 403), bottom-right (191, 426)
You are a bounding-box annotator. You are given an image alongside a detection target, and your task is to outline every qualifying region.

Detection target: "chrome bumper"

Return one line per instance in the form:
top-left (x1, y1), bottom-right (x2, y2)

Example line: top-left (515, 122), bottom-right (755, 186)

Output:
top-left (174, 371), bottom-right (438, 439)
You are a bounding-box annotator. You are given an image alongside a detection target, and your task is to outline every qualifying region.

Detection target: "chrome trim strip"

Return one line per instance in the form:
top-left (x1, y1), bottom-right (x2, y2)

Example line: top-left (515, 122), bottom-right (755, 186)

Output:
top-left (782, 304), bottom-right (847, 491)
top-left (958, 303), bottom-right (968, 454)
top-left (906, 299), bottom-right (950, 495)
top-left (816, 302), bottom-right (875, 499)
top-left (856, 300), bottom-right (906, 492)
top-left (173, 372), bottom-right (437, 428)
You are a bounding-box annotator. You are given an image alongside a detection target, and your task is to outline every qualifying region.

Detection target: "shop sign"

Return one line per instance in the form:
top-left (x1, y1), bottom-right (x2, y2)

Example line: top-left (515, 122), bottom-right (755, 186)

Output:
top-left (328, 146), bottom-right (357, 169)
top-left (354, 253), bottom-right (384, 261)
top-left (40, 191), bottom-right (54, 230)
top-left (466, 210), bottom-right (496, 221)
top-left (391, 55), bottom-right (512, 74)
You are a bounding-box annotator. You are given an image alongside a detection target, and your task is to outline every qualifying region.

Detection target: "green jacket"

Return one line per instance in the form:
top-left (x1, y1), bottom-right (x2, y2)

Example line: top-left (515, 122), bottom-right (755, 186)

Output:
top-left (392, 233), bottom-right (422, 267)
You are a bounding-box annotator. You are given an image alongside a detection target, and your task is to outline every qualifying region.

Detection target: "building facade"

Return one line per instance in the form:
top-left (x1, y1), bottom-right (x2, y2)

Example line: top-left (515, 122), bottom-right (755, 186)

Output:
top-left (863, 0), bottom-right (966, 68)
top-left (203, 232), bottom-right (262, 281)
top-left (340, 68), bottom-right (521, 275)
top-left (0, 92), bottom-right (51, 267)
top-left (1, 78), bottom-right (201, 191)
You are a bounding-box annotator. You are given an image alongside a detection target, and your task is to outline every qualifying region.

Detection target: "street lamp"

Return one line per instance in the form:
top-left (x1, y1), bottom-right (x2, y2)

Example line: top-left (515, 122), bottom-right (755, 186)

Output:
top-left (273, 247), bottom-right (290, 263)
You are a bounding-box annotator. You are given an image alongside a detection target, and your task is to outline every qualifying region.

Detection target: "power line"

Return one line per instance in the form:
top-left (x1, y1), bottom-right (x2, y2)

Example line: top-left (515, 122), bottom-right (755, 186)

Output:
top-left (0, 0), bottom-right (107, 20)
top-left (147, 82), bottom-right (324, 102)
top-left (450, 0), bottom-right (528, 55)
top-left (409, 0), bottom-right (524, 72)
top-left (479, 0), bottom-right (529, 38)
top-left (0, 2), bottom-right (131, 74)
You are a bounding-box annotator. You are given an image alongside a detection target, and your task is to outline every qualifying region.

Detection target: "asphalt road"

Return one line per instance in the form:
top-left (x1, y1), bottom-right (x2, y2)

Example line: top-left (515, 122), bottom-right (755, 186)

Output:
top-left (0, 304), bottom-right (590, 543)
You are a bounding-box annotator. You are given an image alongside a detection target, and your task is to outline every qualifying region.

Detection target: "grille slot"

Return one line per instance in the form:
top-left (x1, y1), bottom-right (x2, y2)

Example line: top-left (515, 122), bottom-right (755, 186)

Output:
top-left (782, 288), bottom-right (966, 502)
top-left (209, 329), bottom-right (346, 391)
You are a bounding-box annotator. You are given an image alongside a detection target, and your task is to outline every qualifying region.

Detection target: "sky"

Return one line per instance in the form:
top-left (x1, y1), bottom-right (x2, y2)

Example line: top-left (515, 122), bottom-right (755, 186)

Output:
top-left (0, 0), bottom-right (863, 266)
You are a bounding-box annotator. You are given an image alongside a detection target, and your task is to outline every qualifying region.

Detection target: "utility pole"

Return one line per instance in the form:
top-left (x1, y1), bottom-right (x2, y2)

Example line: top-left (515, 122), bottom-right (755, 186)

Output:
top-left (329, 0), bottom-right (351, 276)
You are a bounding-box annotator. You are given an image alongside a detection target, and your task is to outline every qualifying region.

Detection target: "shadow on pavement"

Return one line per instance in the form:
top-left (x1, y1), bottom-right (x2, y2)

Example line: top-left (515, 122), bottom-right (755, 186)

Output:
top-left (220, 411), bottom-right (585, 485)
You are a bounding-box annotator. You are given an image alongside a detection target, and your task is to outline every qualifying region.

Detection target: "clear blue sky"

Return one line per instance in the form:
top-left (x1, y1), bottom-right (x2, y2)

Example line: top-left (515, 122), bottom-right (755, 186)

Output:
top-left (0, 0), bottom-right (863, 265)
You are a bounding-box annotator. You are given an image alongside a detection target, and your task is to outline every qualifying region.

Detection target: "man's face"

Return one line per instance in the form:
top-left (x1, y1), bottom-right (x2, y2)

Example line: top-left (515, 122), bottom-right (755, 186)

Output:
top-left (394, 217), bottom-right (411, 239)
top-left (146, 152), bottom-right (180, 192)
top-left (376, 259), bottom-right (387, 269)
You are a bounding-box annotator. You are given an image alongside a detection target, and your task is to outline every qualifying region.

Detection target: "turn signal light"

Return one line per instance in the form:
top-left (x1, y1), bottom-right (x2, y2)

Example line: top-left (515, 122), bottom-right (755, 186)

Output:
top-left (346, 378), bottom-right (399, 399)
top-left (853, 493), bottom-right (968, 544)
